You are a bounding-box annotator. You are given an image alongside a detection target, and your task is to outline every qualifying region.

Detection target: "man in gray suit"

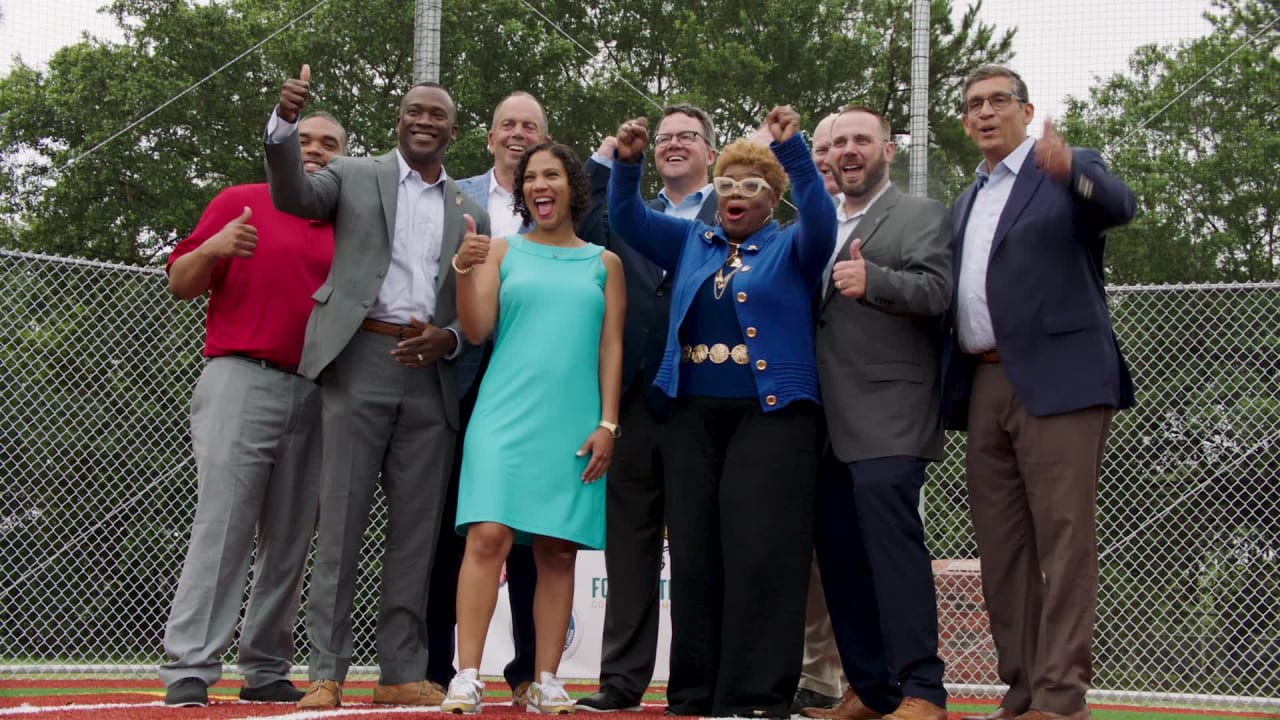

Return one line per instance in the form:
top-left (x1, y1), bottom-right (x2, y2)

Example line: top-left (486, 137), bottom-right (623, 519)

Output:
top-left (809, 106), bottom-right (951, 720)
top-left (264, 65), bottom-right (490, 710)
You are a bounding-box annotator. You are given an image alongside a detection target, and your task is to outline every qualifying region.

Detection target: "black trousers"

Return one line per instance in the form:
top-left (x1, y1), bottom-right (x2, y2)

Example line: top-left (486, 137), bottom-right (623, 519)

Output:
top-left (425, 380), bottom-right (537, 690)
top-left (814, 454), bottom-right (946, 713)
top-left (597, 385), bottom-right (666, 701)
top-left (663, 397), bottom-right (821, 718)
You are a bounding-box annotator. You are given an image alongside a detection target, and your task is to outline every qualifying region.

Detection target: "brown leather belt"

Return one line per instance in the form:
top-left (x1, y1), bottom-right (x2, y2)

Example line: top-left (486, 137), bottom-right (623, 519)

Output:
top-left (974, 350), bottom-right (1001, 364)
top-left (360, 318), bottom-right (423, 339)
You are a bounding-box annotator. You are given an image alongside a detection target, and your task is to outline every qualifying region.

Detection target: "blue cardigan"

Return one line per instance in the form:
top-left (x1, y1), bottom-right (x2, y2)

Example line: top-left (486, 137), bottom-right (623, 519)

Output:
top-left (607, 133), bottom-right (836, 411)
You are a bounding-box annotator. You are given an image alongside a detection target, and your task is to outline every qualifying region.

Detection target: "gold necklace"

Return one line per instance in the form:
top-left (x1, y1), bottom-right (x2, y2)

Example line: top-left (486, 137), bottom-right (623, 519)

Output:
top-left (713, 243), bottom-right (743, 300)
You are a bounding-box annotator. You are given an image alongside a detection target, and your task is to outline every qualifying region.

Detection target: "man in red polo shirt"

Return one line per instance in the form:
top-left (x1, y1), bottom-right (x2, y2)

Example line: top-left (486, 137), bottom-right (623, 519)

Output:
top-left (158, 112), bottom-right (346, 708)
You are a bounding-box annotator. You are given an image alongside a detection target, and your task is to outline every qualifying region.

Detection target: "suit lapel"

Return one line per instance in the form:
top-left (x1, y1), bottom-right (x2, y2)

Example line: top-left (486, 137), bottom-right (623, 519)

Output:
top-left (989, 147), bottom-right (1045, 259)
top-left (375, 151), bottom-right (400, 249)
top-left (439, 178), bottom-right (465, 289)
top-left (822, 185), bottom-right (899, 306)
top-left (952, 184), bottom-right (978, 287)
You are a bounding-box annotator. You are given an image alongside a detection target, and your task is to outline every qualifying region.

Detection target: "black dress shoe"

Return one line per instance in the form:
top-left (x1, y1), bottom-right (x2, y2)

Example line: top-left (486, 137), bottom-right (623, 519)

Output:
top-left (577, 686), bottom-right (643, 712)
top-left (165, 677), bottom-right (209, 707)
top-left (792, 688), bottom-right (840, 714)
top-left (239, 679), bottom-right (305, 702)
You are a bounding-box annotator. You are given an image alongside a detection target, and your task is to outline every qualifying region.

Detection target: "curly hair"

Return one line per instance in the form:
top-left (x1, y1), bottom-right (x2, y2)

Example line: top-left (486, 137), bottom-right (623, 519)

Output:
top-left (511, 142), bottom-right (591, 228)
top-left (713, 138), bottom-right (789, 199)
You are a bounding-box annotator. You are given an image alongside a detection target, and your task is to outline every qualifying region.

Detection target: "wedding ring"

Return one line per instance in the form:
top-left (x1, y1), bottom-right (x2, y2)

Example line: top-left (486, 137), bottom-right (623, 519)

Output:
top-left (417, 353), bottom-right (424, 362)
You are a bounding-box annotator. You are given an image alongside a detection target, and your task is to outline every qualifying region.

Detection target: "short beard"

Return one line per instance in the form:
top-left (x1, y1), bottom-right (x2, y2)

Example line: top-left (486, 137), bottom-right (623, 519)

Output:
top-left (839, 157), bottom-right (887, 199)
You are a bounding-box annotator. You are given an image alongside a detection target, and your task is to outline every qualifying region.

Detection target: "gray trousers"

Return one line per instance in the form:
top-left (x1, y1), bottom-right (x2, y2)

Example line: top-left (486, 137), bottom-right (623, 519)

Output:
top-left (304, 330), bottom-right (455, 684)
top-left (160, 356), bottom-right (321, 688)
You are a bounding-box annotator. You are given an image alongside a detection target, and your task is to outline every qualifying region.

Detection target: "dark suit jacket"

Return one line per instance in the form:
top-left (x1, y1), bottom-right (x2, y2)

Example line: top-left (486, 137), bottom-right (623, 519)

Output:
top-left (941, 145), bottom-right (1137, 431)
top-left (265, 138), bottom-right (490, 429)
top-left (816, 185), bottom-right (953, 462)
top-left (581, 160), bottom-right (717, 401)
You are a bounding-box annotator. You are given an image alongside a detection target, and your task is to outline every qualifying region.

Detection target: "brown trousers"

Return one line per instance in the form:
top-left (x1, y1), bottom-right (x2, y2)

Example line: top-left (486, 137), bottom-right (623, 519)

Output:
top-left (799, 554), bottom-right (847, 698)
top-left (966, 363), bottom-right (1113, 715)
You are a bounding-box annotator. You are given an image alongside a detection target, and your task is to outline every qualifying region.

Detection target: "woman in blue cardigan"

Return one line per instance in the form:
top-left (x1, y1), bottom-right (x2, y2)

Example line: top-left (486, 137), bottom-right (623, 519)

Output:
top-left (608, 106), bottom-right (836, 718)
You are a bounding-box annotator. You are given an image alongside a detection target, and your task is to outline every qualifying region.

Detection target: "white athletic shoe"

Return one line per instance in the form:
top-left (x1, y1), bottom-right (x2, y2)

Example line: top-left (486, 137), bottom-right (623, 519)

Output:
top-left (526, 676), bottom-right (576, 714)
top-left (442, 673), bottom-right (485, 714)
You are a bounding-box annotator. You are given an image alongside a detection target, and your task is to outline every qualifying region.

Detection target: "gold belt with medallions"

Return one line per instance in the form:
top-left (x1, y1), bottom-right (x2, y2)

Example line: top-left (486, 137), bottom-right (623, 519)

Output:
top-left (680, 343), bottom-right (750, 365)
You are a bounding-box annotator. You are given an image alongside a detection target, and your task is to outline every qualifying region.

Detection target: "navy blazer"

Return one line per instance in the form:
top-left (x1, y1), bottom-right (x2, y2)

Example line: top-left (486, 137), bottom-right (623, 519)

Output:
top-left (941, 144), bottom-right (1137, 431)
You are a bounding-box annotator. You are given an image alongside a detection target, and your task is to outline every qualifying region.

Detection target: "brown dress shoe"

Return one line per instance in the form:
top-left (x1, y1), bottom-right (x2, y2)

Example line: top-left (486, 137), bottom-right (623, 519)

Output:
top-left (801, 688), bottom-right (884, 720)
top-left (884, 697), bottom-right (946, 720)
top-left (371, 679), bottom-right (447, 706)
top-left (512, 680), bottom-right (532, 708)
top-left (296, 679), bottom-right (343, 709)
top-left (960, 709), bottom-right (1018, 720)
top-left (1014, 710), bottom-right (1092, 720)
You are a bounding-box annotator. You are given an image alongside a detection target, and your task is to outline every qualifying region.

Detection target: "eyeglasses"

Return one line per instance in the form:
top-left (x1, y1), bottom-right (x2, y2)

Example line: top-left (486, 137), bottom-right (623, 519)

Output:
top-left (963, 91), bottom-right (1025, 116)
top-left (712, 176), bottom-right (773, 198)
top-left (654, 130), bottom-right (707, 147)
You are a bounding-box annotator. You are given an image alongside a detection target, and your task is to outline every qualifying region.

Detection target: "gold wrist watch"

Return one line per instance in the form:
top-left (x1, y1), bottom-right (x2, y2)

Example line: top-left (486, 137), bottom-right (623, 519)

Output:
top-left (598, 420), bottom-right (621, 439)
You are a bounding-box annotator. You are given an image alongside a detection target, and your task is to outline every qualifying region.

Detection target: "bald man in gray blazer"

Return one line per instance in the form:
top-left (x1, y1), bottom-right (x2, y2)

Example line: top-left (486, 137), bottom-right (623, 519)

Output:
top-left (809, 106), bottom-right (951, 720)
top-left (265, 69), bottom-right (489, 710)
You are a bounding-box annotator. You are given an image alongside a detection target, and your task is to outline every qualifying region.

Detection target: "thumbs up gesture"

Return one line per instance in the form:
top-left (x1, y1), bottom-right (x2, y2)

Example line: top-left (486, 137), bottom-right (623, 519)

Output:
top-left (454, 213), bottom-right (491, 273)
top-left (831, 238), bottom-right (866, 298)
top-left (203, 207), bottom-right (258, 259)
top-left (277, 64), bottom-right (311, 122)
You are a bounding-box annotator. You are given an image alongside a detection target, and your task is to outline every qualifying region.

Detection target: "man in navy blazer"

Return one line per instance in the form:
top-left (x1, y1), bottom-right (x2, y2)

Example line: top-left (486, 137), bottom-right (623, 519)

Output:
top-left (576, 103), bottom-right (720, 713)
top-left (943, 65), bottom-right (1136, 720)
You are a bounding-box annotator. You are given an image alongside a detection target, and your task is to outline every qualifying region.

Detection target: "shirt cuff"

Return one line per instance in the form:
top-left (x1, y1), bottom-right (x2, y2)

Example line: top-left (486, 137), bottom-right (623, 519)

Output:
top-left (265, 107), bottom-right (298, 144)
top-left (591, 151), bottom-right (614, 169)
top-left (444, 327), bottom-right (463, 361)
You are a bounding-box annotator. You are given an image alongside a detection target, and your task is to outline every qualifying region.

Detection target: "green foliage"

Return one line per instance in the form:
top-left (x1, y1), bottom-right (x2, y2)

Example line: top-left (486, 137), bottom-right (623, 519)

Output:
top-left (0, 0), bottom-right (1013, 265)
top-left (1062, 0), bottom-right (1280, 283)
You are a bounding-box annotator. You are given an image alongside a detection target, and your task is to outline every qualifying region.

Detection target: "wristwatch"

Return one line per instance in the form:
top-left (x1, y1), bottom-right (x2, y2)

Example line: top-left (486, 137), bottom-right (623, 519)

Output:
top-left (598, 420), bottom-right (622, 439)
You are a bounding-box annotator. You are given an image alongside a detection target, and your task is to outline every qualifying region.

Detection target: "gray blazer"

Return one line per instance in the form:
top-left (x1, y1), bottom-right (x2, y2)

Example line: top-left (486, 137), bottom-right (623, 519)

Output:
top-left (265, 134), bottom-right (491, 429)
top-left (815, 184), bottom-right (953, 463)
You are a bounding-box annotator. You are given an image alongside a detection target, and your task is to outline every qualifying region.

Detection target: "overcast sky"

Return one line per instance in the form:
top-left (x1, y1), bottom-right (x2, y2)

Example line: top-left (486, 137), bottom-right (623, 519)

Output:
top-left (1, 0), bottom-right (1215, 127)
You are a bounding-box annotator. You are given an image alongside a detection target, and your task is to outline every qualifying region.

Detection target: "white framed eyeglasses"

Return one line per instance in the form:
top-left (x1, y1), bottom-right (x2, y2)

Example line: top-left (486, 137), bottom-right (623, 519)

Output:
top-left (712, 176), bottom-right (773, 198)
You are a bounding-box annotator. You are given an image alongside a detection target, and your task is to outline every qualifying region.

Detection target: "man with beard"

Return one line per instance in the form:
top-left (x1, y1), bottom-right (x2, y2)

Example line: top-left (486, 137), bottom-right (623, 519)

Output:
top-left (159, 111), bottom-right (346, 709)
top-left (808, 106), bottom-right (952, 720)
top-left (264, 65), bottom-right (490, 709)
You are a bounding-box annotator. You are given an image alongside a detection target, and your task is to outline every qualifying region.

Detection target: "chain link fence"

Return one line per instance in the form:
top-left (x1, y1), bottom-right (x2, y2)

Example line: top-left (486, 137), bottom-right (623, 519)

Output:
top-left (1, 249), bottom-right (1278, 712)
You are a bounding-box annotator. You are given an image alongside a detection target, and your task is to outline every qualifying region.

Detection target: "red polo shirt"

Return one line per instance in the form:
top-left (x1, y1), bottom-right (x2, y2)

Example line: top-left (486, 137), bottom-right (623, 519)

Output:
top-left (168, 183), bottom-right (333, 367)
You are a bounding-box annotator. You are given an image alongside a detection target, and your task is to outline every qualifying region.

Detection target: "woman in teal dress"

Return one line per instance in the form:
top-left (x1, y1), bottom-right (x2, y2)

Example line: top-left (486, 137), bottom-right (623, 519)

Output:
top-left (443, 142), bottom-right (625, 715)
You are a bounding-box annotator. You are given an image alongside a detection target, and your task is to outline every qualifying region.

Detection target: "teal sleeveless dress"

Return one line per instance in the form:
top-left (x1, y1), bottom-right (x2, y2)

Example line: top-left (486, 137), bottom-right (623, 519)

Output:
top-left (456, 234), bottom-right (608, 549)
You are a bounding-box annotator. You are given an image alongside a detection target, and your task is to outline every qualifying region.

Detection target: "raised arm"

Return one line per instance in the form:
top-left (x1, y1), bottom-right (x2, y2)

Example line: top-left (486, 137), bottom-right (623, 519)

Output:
top-left (766, 106), bottom-right (836, 281)
top-left (606, 117), bottom-right (695, 272)
top-left (263, 64), bottom-right (341, 221)
top-left (1037, 120), bottom-right (1135, 230)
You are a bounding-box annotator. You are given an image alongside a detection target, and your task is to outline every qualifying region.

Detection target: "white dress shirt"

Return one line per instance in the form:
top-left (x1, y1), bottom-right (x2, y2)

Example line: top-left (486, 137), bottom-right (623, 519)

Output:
top-left (367, 151), bottom-right (447, 324)
top-left (486, 172), bottom-right (524, 239)
top-left (824, 183), bottom-right (890, 290)
top-left (266, 110), bottom-right (449, 327)
top-left (956, 136), bottom-right (1035, 353)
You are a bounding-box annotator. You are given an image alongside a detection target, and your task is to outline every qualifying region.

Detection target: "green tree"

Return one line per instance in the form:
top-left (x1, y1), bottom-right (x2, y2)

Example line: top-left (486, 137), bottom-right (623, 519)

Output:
top-left (0, 0), bottom-right (1013, 265)
top-left (1062, 0), bottom-right (1280, 283)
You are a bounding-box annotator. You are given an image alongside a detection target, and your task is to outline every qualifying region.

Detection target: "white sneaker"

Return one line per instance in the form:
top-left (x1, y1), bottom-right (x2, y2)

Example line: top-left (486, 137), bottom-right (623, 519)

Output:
top-left (442, 673), bottom-right (485, 714)
top-left (526, 676), bottom-right (575, 714)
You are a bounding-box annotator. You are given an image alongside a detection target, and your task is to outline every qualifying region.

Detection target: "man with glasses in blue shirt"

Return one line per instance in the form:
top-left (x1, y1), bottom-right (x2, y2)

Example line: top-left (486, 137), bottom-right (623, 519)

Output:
top-left (576, 103), bottom-right (719, 713)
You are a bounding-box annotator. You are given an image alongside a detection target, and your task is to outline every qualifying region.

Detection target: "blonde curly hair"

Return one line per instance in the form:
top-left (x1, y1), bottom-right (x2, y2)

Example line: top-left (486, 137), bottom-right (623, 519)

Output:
top-left (713, 138), bottom-right (789, 200)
